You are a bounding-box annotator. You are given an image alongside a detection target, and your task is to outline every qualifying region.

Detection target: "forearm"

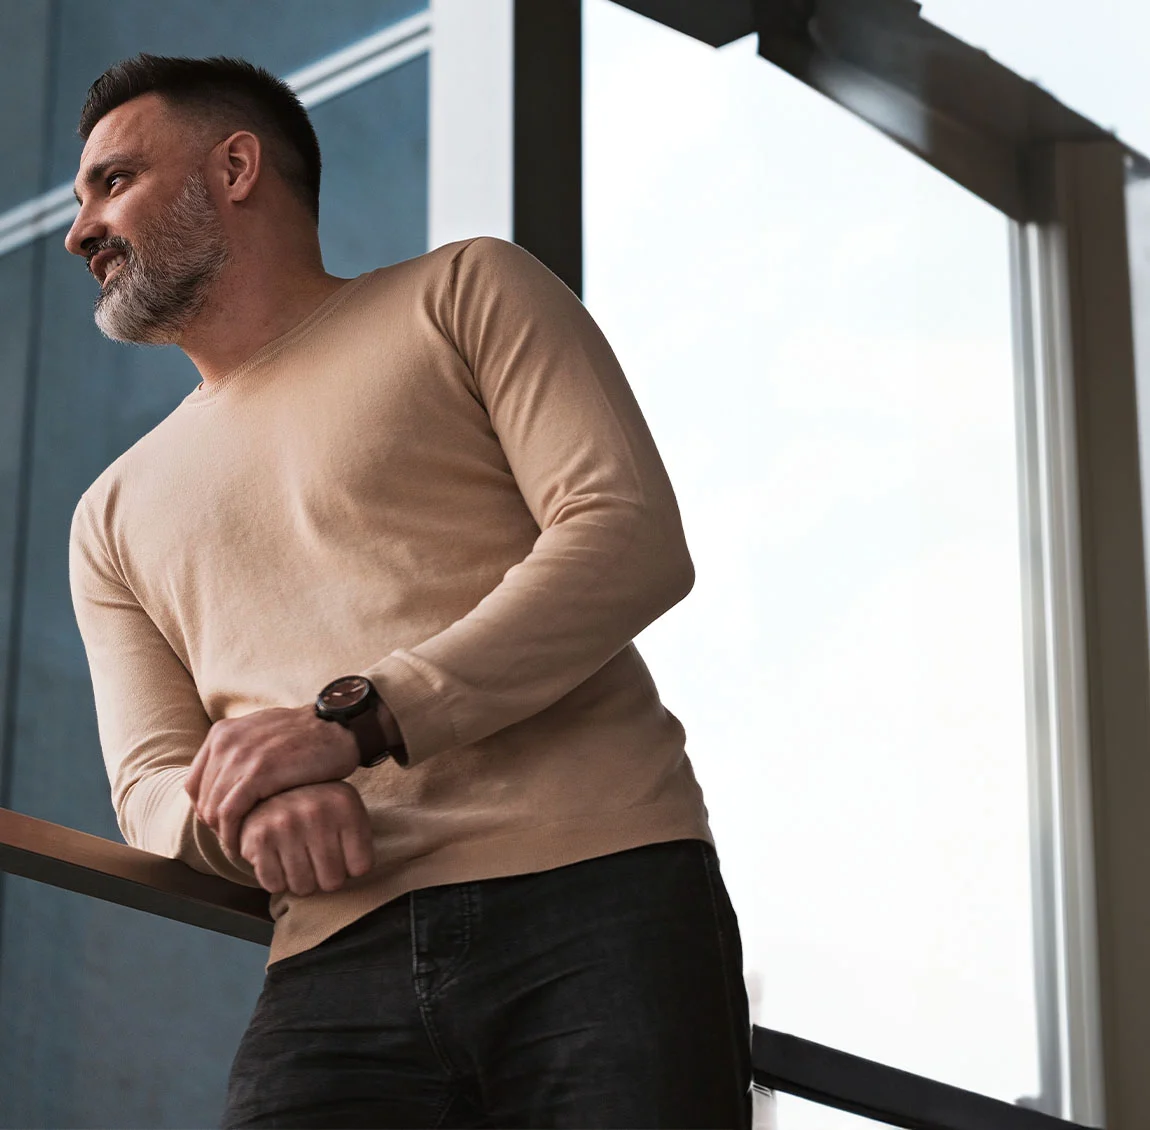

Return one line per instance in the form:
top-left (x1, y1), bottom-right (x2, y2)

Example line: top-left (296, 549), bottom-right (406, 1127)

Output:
top-left (117, 766), bottom-right (260, 885)
top-left (366, 500), bottom-right (692, 763)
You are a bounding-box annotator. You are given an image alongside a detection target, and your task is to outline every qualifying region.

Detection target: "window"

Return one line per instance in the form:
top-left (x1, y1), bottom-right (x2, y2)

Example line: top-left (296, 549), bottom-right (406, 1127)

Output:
top-left (584, 5), bottom-right (1039, 1123)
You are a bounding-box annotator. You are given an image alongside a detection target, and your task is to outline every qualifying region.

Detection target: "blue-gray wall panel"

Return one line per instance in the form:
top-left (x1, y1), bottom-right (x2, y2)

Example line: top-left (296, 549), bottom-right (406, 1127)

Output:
top-left (0, 877), bottom-right (266, 1129)
top-left (0, 250), bottom-right (36, 793)
top-left (0, 5), bottom-right (429, 1125)
top-left (0, 0), bottom-right (52, 213)
top-left (0, 0), bottom-right (51, 794)
top-left (314, 54), bottom-right (429, 276)
top-left (48, 0), bottom-right (427, 186)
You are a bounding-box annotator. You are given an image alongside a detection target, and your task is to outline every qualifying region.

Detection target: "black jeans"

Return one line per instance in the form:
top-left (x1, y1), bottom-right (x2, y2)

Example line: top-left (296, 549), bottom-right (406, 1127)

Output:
top-left (222, 840), bottom-right (751, 1129)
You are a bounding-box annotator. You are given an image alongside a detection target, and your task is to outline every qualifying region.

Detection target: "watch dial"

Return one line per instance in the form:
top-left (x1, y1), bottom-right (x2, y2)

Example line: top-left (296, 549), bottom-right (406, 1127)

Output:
top-left (322, 675), bottom-right (369, 709)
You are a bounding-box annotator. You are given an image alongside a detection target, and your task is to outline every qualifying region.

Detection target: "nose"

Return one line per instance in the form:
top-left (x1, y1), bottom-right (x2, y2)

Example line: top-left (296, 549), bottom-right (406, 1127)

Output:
top-left (64, 202), bottom-right (106, 259)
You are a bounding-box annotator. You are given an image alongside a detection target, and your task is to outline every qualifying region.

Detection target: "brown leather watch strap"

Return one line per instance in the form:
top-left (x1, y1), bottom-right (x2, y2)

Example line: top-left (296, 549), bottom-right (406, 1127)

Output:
top-left (346, 705), bottom-right (392, 767)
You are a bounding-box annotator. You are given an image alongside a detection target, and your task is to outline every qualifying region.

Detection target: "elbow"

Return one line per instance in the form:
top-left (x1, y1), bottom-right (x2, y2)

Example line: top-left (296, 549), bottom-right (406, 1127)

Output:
top-left (113, 768), bottom-right (192, 859)
top-left (112, 777), bottom-right (148, 851)
top-left (664, 539), bottom-right (695, 609)
top-left (640, 525), bottom-right (694, 622)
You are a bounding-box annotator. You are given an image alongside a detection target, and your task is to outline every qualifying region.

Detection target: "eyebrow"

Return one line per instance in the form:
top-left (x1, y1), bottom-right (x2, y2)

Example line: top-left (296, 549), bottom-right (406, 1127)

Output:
top-left (73, 153), bottom-right (141, 204)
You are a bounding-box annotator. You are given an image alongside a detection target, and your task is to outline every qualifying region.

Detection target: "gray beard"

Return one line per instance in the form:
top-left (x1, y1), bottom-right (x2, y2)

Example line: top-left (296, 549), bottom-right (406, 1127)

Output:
top-left (94, 173), bottom-right (229, 346)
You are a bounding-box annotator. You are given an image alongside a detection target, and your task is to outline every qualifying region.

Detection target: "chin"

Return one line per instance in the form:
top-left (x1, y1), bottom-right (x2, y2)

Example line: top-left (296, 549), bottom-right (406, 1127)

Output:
top-left (95, 305), bottom-right (181, 346)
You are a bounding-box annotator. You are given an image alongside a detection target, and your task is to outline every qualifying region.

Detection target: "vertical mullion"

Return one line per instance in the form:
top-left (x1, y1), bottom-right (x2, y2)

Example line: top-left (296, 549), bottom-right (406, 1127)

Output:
top-left (1030, 213), bottom-right (1105, 1126)
top-left (513, 0), bottom-right (582, 296)
top-left (1010, 220), bottom-right (1064, 1119)
top-left (1039, 139), bottom-right (1150, 1130)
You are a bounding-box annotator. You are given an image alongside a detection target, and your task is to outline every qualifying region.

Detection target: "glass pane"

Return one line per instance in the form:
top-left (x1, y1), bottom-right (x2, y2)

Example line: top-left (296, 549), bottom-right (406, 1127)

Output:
top-left (584, 0), bottom-right (1040, 1104)
top-left (923, 0), bottom-right (1150, 158)
top-left (775, 1092), bottom-right (899, 1129)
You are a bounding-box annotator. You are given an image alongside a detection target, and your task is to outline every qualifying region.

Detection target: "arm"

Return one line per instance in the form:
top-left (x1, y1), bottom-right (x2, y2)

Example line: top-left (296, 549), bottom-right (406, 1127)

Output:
top-left (69, 494), bottom-right (257, 884)
top-left (364, 237), bottom-right (694, 762)
top-left (188, 237), bottom-right (693, 837)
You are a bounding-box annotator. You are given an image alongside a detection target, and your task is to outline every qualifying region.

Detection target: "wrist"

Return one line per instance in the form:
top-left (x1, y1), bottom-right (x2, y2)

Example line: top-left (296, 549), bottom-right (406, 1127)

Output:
top-left (315, 675), bottom-right (405, 768)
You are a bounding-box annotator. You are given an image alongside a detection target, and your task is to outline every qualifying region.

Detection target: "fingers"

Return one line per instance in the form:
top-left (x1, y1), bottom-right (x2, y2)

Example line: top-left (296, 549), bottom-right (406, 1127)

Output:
top-left (248, 841), bottom-right (287, 894)
top-left (298, 786), bottom-right (372, 892)
top-left (192, 722), bottom-right (282, 844)
top-left (216, 776), bottom-right (263, 859)
top-left (187, 725), bottom-right (229, 825)
top-left (259, 838), bottom-right (348, 898)
top-left (239, 782), bottom-right (374, 898)
top-left (339, 810), bottom-right (375, 879)
top-left (240, 806), bottom-right (286, 894)
top-left (277, 832), bottom-right (320, 897)
top-left (184, 732), bottom-right (210, 802)
top-left (306, 831), bottom-right (350, 894)
top-left (186, 708), bottom-right (362, 846)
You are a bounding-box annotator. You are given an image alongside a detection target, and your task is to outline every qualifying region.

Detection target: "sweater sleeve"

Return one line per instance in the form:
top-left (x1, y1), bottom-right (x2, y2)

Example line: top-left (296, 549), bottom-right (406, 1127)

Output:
top-left (364, 237), bottom-right (693, 765)
top-left (69, 495), bottom-right (258, 886)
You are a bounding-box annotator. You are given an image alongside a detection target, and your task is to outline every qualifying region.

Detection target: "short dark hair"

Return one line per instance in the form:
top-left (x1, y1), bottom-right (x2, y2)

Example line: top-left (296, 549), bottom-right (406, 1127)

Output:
top-left (79, 54), bottom-right (322, 220)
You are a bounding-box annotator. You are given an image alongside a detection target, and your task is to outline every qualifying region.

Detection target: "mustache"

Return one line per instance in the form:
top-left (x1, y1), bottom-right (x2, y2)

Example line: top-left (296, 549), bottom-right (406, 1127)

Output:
top-left (86, 236), bottom-right (132, 277)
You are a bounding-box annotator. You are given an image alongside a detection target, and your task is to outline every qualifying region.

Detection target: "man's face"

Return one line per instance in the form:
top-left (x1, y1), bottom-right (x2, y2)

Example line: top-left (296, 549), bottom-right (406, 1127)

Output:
top-left (66, 93), bottom-right (229, 345)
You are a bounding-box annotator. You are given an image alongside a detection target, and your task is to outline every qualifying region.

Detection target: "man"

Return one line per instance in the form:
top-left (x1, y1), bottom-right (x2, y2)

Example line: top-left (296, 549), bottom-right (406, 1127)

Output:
top-left (66, 53), bottom-right (750, 1128)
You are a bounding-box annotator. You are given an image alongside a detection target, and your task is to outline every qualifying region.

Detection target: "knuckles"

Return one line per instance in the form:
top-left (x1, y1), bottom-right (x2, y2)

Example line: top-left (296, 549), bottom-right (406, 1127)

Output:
top-left (235, 783), bottom-right (372, 891)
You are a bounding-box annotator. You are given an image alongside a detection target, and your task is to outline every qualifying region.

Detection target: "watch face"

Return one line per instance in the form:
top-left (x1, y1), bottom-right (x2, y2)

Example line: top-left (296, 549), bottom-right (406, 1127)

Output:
top-left (320, 675), bottom-right (370, 711)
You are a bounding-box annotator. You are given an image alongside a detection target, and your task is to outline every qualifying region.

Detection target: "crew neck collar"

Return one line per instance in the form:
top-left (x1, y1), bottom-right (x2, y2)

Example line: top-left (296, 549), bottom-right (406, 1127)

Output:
top-left (186, 273), bottom-right (370, 404)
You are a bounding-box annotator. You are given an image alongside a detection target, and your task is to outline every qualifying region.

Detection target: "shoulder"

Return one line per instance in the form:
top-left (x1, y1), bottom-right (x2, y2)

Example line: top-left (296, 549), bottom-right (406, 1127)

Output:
top-left (360, 237), bottom-right (541, 295)
top-left (349, 239), bottom-right (564, 348)
top-left (441, 238), bottom-right (575, 316)
top-left (448, 236), bottom-right (552, 284)
top-left (72, 453), bottom-right (130, 566)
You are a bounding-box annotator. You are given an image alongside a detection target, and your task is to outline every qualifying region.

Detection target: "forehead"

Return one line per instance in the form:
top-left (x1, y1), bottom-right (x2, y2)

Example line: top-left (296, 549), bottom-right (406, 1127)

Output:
top-left (77, 92), bottom-right (192, 173)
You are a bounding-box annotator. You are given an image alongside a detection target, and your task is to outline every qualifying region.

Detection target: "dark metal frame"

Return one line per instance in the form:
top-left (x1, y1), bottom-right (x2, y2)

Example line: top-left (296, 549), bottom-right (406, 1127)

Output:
top-left (513, 0), bottom-right (584, 297)
top-left (753, 1028), bottom-right (1091, 1130)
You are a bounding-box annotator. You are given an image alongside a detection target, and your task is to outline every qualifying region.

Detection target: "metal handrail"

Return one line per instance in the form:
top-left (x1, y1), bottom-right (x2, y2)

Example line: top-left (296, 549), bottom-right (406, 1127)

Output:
top-left (753, 1027), bottom-right (1091, 1130)
top-left (0, 807), bottom-right (271, 944)
top-left (0, 807), bottom-right (1091, 1128)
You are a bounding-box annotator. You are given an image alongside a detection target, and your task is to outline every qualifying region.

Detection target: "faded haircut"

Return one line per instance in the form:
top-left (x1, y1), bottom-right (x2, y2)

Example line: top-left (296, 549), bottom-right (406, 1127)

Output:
top-left (78, 53), bottom-right (322, 220)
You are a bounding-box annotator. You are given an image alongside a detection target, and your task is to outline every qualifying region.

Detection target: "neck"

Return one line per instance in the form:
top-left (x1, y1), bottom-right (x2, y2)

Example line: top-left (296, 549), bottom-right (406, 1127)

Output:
top-left (178, 252), bottom-right (349, 386)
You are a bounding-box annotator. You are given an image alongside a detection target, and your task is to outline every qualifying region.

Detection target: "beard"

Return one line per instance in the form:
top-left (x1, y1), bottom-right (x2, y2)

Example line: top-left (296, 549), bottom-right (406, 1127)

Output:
top-left (92, 171), bottom-right (229, 345)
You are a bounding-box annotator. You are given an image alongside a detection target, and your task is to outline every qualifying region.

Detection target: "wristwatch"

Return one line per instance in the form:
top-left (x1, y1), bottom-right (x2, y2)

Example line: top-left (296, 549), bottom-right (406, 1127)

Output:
top-left (315, 675), bottom-right (402, 768)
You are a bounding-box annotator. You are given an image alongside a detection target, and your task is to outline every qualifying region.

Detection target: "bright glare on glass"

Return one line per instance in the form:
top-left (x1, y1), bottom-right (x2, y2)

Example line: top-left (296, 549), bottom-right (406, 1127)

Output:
top-left (583, 3), bottom-right (1040, 1125)
top-left (923, 0), bottom-right (1150, 159)
top-left (776, 1093), bottom-right (902, 1128)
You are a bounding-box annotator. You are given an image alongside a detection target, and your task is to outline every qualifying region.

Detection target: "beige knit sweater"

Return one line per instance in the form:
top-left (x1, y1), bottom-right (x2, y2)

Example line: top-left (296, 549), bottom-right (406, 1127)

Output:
top-left (69, 237), bottom-right (711, 964)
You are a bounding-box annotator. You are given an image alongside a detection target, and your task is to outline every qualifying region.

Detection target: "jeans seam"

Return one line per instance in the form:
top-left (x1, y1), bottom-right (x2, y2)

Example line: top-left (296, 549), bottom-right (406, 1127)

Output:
top-left (431, 882), bottom-right (476, 994)
top-left (409, 892), bottom-right (466, 1084)
top-left (429, 1091), bottom-right (459, 1129)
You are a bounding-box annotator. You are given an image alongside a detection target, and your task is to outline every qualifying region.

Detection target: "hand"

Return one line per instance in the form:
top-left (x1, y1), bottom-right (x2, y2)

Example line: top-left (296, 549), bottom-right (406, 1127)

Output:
top-left (186, 705), bottom-right (360, 858)
top-left (239, 781), bottom-right (374, 896)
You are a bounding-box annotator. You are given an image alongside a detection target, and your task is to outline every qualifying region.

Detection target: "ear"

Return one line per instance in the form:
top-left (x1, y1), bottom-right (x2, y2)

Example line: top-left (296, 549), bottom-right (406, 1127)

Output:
top-left (215, 130), bottom-right (262, 204)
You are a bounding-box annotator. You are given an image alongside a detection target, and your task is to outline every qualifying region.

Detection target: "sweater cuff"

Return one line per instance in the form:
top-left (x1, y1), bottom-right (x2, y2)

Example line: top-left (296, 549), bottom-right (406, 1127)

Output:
top-left (364, 651), bottom-right (458, 768)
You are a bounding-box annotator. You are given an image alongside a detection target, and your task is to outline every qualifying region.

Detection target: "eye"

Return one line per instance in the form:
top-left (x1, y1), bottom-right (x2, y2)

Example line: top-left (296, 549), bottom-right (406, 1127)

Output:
top-left (106, 172), bottom-right (129, 191)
